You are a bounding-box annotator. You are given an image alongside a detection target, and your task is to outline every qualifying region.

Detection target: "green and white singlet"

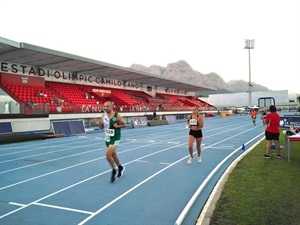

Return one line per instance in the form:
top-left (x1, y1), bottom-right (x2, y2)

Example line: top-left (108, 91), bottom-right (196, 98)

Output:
top-left (103, 112), bottom-right (121, 146)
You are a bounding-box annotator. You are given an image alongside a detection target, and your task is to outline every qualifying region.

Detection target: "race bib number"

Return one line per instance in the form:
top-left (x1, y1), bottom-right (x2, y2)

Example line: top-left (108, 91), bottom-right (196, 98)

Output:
top-left (105, 128), bottom-right (115, 136)
top-left (189, 119), bottom-right (198, 125)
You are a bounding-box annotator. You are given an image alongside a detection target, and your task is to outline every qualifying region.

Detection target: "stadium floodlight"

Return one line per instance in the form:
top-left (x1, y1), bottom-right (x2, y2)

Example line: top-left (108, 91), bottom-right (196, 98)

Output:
top-left (244, 39), bottom-right (255, 107)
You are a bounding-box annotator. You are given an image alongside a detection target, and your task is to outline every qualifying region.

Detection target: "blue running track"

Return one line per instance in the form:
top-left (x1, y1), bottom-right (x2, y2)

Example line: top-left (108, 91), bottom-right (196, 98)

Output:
top-left (0, 115), bottom-right (266, 225)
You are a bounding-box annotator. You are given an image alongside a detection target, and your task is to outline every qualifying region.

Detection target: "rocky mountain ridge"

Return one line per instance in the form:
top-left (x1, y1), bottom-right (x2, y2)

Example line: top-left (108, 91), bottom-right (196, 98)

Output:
top-left (130, 60), bottom-right (269, 93)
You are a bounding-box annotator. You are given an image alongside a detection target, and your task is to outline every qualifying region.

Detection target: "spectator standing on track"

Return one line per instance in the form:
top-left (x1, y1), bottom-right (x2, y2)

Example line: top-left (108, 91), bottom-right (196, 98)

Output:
top-left (250, 109), bottom-right (257, 125)
top-left (262, 105), bottom-right (281, 159)
top-left (187, 106), bottom-right (204, 164)
top-left (94, 101), bottom-right (126, 183)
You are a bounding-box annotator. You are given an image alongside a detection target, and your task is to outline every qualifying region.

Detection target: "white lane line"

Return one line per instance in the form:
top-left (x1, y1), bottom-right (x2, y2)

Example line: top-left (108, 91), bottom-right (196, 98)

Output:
top-left (167, 142), bottom-right (180, 144)
top-left (207, 146), bottom-right (234, 149)
top-left (9, 202), bottom-right (26, 207)
top-left (34, 202), bottom-right (93, 215)
top-left (135, 160), bottom-right (148, 163)
top-left (160, 162), bottom-right (171, 165)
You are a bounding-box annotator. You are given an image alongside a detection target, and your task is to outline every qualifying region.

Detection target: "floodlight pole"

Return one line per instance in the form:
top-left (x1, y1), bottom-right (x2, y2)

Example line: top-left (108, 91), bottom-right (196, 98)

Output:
top-left (244, 39), bottom-right (255, 107)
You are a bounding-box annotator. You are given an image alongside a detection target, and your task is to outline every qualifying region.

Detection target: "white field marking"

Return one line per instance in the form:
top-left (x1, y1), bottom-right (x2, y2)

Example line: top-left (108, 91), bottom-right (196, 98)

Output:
top-left (207, 146), bottom-right (234, 149)
top-left (167, 141), bottom-right (180, 144)
top-left (93, 137), bottom-right (103, 140)
top-left (135, 160), bottom-right (148, 163)
top-left (146, 140), bottom-right (156, 142)
top-left (9, 202), bottom-right (26, 207)
top-left (34, 202), bottom-right (93, 215)
top-left (160, 162), bottom-right (171, 165)
top-left (193, 143), bottom-right (206, 146)
top-left (78, 127), bottom-right (261, 225)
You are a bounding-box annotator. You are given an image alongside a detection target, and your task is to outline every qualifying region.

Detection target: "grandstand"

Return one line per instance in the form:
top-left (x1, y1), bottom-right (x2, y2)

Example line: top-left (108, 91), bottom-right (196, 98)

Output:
top-left (0, 37), bottom-right (216, 140)
top-left (0, 73), bottom-right (214, 114)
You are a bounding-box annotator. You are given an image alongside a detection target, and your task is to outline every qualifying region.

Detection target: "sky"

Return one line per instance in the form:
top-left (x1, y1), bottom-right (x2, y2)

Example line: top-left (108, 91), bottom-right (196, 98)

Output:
top-left (1, 0), bottom-right (300, 93)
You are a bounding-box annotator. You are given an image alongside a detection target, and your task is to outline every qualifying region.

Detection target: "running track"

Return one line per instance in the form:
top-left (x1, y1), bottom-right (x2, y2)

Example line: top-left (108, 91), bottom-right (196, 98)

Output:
top-left (0, 115), bottom-right (265, 225)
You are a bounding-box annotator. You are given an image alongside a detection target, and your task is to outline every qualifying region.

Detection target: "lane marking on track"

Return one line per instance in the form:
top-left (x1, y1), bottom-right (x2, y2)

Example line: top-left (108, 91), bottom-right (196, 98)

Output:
top-left (207, 146), bottom-right (234, 149)
top-left (167, 141), bottom-right (180, 144)
top-left (33, 202), bottom-right (94, 215)
top-left (135, 160), bottom-right (148, 163)
top-left (9, 202), bottom-right (26, 207)
top-left (160, 162), bottom-right (171, 165)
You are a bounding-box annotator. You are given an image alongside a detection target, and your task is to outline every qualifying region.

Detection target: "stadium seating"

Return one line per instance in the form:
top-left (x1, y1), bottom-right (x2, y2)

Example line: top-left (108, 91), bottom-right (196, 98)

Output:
top-left (2, 81), bottom-right (215, 114)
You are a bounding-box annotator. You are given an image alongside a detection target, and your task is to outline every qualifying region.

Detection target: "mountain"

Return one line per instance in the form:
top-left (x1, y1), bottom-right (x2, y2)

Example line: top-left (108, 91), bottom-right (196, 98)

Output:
top-left (130, 60), bottom-right (269, 93)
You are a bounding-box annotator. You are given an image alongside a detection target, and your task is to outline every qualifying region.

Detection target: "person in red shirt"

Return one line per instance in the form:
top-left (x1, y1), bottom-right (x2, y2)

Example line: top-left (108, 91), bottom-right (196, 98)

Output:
top-left (250, 109), bottom-right (257, 125)
top-left (261, 105), bottom-right (281, 159)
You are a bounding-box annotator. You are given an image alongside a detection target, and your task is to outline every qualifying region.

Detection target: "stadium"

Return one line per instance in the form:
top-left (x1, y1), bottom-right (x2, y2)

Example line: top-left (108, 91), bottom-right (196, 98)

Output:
top-left (0, 37), bottom-right (218, 140)
top-left (1, 37), bottom-right (300, 225)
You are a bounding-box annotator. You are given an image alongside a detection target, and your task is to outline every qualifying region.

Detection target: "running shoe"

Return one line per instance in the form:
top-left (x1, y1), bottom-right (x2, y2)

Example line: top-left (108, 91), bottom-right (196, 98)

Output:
top-left (263, 154), bottom-right (270, 159)
top-left (111, 169), bottom-right (117, 183)
top-left (187, 157), bottom-right (193, 164)
top-left (197, 156), bottom-right (202, 163)
top-left (276, 154), bottom-right (282, 158)
top-left (118, 165), bottom-right (125, 178)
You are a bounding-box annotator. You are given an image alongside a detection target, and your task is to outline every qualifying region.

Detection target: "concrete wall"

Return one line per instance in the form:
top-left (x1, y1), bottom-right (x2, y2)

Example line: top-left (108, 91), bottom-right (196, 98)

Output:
top-left (1, 111), bottom-right (193, 133)
top-left (1, 118), bottom-right (50, 133)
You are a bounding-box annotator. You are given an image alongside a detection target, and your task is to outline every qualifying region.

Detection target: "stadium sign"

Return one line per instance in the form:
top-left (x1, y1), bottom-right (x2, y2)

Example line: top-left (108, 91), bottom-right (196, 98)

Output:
top-left (0, 61), bottom-right (139, 89)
